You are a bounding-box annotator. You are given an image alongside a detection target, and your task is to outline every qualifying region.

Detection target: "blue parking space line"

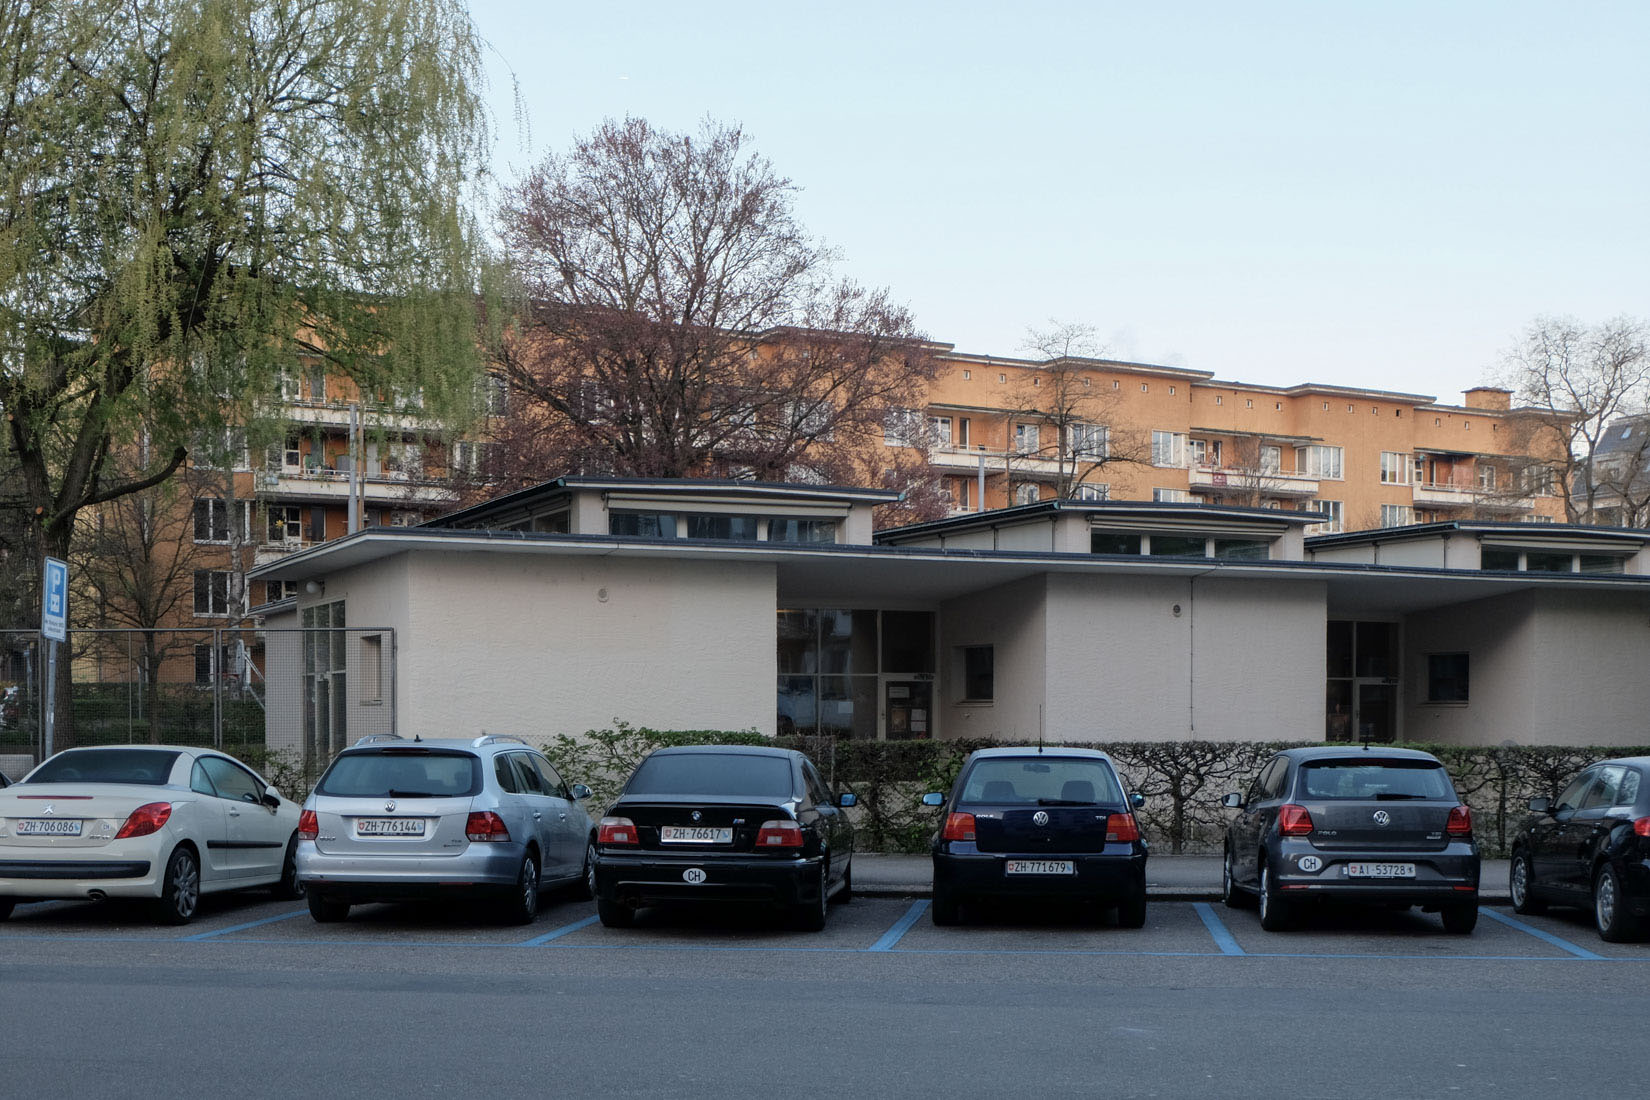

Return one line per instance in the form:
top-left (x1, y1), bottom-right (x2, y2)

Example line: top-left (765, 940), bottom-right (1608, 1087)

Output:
top-left (518, 914), bottom-right (601, 946)
top-left (1479, 907), bottom-right (1605, 960)
top-left (180, 909), bottom-right (309, 941)
top-left (867, 900), bottom-right (929, 951)
top-left (1192, 902), bottom-right (1245, 956)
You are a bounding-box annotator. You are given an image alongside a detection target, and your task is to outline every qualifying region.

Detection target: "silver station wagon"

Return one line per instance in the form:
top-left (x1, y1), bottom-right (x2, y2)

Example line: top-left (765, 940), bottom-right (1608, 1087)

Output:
top-left (297, 734), bottom-right (595, 924)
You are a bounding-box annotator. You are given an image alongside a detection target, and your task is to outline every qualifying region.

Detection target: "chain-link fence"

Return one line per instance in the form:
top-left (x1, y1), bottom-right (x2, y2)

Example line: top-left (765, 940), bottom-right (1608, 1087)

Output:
top-left (0, 627), bottom-right (395, 787)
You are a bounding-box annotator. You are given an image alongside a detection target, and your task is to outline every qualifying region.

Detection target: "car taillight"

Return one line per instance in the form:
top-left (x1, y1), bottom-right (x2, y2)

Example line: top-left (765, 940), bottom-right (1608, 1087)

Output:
top-left (1106, 812), bottom-right (1141, 843)
top-left (297, 809), bottom-right (318, 841)
top-left (1446, 804), bottom-right (1473, 836)
top-left (756, 819), bottom-right (804, 848)
top-left (114, 802), bottom-right (172, 840)
top-left (464, 811), bottom-right (511, 842)
top-left (1278, 804), bottom-right (1314, 836)
top-left (1634, 817), bottom-right (1650, 838)
top-left (598, 816), bottom-right (638, 846)
top-left (942, 812), bottom-right (976, 842)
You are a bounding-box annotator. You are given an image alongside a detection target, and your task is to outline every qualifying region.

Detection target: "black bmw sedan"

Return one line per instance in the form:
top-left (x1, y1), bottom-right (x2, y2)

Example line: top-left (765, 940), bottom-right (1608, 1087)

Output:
top-left (592, 745), bottom-right (854, 931)
top-left (925, 747), bottom-right (1148, 927)
top-left (1509, 756), bottom-right (1650, 942)
top-left (1221, 746), bottom-right (1480, 933)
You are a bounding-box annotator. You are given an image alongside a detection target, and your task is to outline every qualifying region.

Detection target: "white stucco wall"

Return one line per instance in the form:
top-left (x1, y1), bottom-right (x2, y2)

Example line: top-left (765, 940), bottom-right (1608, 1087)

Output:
top-left (1523, 590), bottom-right (1650, 744)
top-left (1042, 574), bottom-right (1325, 742)
top-left (994, 521), bottom-right (1058, 552)
top-left (936, 577), bottom-right (1047, 742)
top-left (1402, 592), bottom-right (1540, 746)
top-left (1374, 539), bottom-right (1447, 568)
top-left (310, 550), bottom-right (777, 742)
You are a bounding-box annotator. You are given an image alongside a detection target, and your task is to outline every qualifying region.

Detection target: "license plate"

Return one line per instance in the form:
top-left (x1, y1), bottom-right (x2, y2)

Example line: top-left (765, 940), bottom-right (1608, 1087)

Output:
top-left (1344, 862), bottom-right (1415, 878)
top-left (17, 819), bottom-right (82, 836)
top-left (660, 826), bottom-right (732, 844)
top-left (356, 818), bottom-right (425, 837)
top-left (1005, 860), bottom-right (1075, 875)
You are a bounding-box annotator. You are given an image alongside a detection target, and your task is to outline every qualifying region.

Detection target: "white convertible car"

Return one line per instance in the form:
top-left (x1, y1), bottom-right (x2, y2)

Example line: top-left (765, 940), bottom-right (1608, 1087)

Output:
top-left (0, 745), bottom-right (304, 924)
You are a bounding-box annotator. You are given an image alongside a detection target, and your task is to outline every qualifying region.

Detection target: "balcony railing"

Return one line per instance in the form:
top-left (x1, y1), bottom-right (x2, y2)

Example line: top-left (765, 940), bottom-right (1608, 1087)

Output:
top-left (1187, 465), bottom-right (1319, 499)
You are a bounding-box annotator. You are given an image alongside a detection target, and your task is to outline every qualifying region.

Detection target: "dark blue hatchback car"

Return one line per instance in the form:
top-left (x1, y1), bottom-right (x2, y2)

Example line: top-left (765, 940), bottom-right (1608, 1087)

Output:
top-left (925, 747), bottom-right (1148, 927)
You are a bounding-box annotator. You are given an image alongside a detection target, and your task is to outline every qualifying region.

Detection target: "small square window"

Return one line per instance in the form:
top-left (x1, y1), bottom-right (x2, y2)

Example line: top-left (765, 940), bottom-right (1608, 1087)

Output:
top-left (962, 370), bottom-right (971, 380)
top-left (1245, 399), bottom-right (1253, 408)
top-left (1427, 653), bottom-right (1469, 703)
top-left (1082, 377), bottom-right (1090, 387)
top-left (1435, 417), bottom-right (1441, 426)
top-left (1168, 386), bottom-right (1176, 395)
top-left (1275, 402), bottom-right (1282, 411)
top-left (1215, 396), bottom-right (1223, 405)
top-left (998, 373), bottom-right (1006, 383)
top-left (1141, 383), bottom-right (1149, 392)
top-left (1323, 402), bottom-right (1330, 411)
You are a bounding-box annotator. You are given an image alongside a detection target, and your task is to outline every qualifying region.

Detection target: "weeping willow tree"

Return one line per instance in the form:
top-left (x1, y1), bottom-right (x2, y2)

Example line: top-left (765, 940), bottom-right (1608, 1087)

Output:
top-left (0, 0), bottom-right (490, 579)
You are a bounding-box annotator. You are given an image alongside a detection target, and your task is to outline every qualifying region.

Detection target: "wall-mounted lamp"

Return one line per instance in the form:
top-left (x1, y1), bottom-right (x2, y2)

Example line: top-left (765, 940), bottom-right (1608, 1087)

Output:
top-left (304, 579), bottom-right (324, 596)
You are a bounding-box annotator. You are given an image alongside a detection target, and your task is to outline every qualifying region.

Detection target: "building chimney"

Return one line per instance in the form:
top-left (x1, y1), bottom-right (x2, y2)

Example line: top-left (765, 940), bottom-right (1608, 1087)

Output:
top-left (1463, 387), bottom-right (1511, 410)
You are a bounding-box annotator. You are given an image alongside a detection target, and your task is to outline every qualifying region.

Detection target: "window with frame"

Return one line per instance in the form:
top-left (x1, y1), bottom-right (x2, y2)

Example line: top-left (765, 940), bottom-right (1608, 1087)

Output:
top-left (193, 499), bottom-right (249, 544)
top-left (264, 579), bottom-right (297, 604)
top-left (267, 505), bottom-right (302, 545)
top-left (1380, 504), bottom-right (1414, 527)
top-left (1013, 483), bottom-right (1039, 505)
top-left (768, 518), bottom-right (836, 544)
top-left (1090, 531), bottom-right (1141, 554)
top-left (1070, 422), bottom-right (1108, 458)
top-left (483, 373), bottom-right (508, 416)
top-left (1427, 653), bottom-right (1469, 703)
top-left (1075, 482), bottom-right (1110, 502)
top-left (1476, 465), bottom-right (1497, 491)
top-left (1379, 452), bottom-right (1410, 484)
top-left (960, 645), bottom-right (994, 702)
top-left (1308, 499), bottom-right (1344, 532)
top-left (1151, 430), bottom-right (1185, 467)
top-left (610, 511), bottom-right (677, 538)
top-left (193, 427), bottom-right (250, 471)
top-left (928, 416), bottom-right (952, 448)
top-left (1152, 488), bottom-right (1191, 503)
top-left (193, 570), bottom-right (238, 617)
top-left (883, 408), bottom-right (925, 447)
top-left (1013, 423), bottom-right (1040, 454)
top-left (1296, 444), bottom-right (1343, 480)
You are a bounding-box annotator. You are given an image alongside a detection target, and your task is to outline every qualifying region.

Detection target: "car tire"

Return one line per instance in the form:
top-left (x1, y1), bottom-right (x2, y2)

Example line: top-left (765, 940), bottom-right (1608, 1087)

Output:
top-left (1222, 847), bottom-right (1254, 910)
top-left (569, 839), bottom-right (596, 901)
top-left (596, 895), bottom-right (635, 928)
top-left (1441, 902), bottom-right (1478, 934)
top-left (792, 863), bottom-right (829, 932)
top-left (1509, 850), bottom-right (1545, 915)
top-left (1257, 860), bottom-right (1292, 932)
top-left (830, 858), bottom-right (853, 905)
top-left (931, 883), bottom-right (960, 926)
top-left (1594, 864), bottom-right (1641, 943)
top-left (1116, 888), bottom-right (1147, 929)
top-left (153, 846), bottom-right (200, 926)
top-left (306, 891), bottom-right (350, 923)
top-left (271, 833), bottom-right (305, 900)
top-left (501, 852), bottom-right (540, 925)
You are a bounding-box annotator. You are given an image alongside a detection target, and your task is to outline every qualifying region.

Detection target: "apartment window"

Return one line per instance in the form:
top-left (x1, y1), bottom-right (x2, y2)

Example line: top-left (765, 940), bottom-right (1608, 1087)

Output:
top-left (1168, 386), bottom-right (1176, 395)
top-left (1308, 500), bottom-right (1344, 533)
top-left (483, 373), bottom-right (508, 416)
top-left (997, 373), bottom-right (1007, 384)
top-left (530, 511), bottom-right (571, 534)
top-left (687, 514), bottom-right (760, 541)
top-left (193, 642), bottom-right (238, 685)
top-left (957, 417), bottom-right (971, 447)
top-left (267, 505), bottom-right (302, 544)
top-left (1379, 452), bottom-right (1409, 484)
top-left (1090, 531), bottom-right (1141, 554)
top-left (1149, 535), bottom-right (1206, 558)
top-left (264, 579), bottom-right (297, 604)
top-left (928, 416), bottom-right (952, 448)
top-left (1188, 438), bottom-right (1208, 465)
top-left (1151, 431), bottom-right (1185, 467)
top-left (962, 370), bottom-right (971, 380)
top-left (1070, 422), bottom-right (1109, 458)
top-left (1520, 466), bottom-right (1555, 494)
top-left (1275, 402), bottom-right (1282, 411)
top-left (193, 499), bottom-right (237, 543)
top-left (1579, 554), bottom-right (1625, 574)
top-left (610, 511), bottom-right (678, 538)
top-left (1435, 417), bottom-right (1442, 426)
top-left (1152, 488), bottom-right (1191, 503)
top-left (1014, 483), bottom-right (1039, 505)
top-left (1141, 383), bottom-right (1149, 392)
top-left (1012, 423), bottom-right (1040, 454)
top-left (1524, 551), bottom-right (1573, 573)
top-left (1427, 653), bottom-right (1469, 703)
top-left (306, 365), bottom-right (326, 403)
top-left (960, 646), bottom-right (994, 702)
top-left (193, 427), bottom-right (250, 471)
top-left (768, 518), bottom-right (837, 544)
top-left (1260, 445), bottom-right (1281, 473)
top-left (1215, 396), bottom-right (1223, 406)
top-left (383, 442), bottom-right (422, 479)
top-left (1245, 399), bottom-right (1253, 408)
top-left (1075, 482), bottom-right (1110, 502)
top-left (949, 478), bottom-right (970, 512)
top-left (193, 570), bottom-right (238, 617)
top-left (1380, 504), bottom-right (1414, 527)
top-left (1477, 465), bottom-right (1497, 491)
top-left (280, 434), bottom-right (303, 470)
top-left (1323, 402), bottom-right (1330, 411)
top-left (1296, 444), bottom-right (1343, 480)
top-left (883, 408), bottom-right (924, 447)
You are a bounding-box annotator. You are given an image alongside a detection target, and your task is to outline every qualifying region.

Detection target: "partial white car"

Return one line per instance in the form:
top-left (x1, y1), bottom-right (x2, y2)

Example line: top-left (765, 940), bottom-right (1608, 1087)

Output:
top-left (0, 745), bottom-right (304, 925)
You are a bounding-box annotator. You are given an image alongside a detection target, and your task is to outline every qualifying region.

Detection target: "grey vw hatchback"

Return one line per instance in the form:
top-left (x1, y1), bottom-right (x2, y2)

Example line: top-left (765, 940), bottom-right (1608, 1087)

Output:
top-left (297, 734), bottom-right (595, 923)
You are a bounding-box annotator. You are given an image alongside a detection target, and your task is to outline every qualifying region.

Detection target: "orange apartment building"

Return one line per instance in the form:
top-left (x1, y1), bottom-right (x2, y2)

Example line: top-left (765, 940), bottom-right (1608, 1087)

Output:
top-left (917, 351), bottom-right (1566, 531)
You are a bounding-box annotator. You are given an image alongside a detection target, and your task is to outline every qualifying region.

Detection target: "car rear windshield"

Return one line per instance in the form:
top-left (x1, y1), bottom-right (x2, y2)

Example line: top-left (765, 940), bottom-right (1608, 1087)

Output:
top-left (625, 753), bottom-right (794, 798)
top-left (23, 749), bottom-right (180, 786)
top-left (959, 758), bottom-right (1125, 805)
top-left (317, 750), bottom-right (482, 798)
top-left (1299, 760), bottom-right (1456, 801)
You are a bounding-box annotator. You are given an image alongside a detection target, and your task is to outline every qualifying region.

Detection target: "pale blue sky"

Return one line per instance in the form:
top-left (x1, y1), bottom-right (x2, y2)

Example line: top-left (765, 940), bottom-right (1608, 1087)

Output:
top-left (465, 0), bottom-right (1649, 401)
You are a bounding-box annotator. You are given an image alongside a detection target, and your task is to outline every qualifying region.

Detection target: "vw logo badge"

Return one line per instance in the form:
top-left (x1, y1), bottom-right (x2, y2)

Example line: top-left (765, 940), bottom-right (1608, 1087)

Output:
top-left (42, 805), bottom-right (55, 816)
top-left (384, 799), bottom-right (397, 813)
top-left (1032, 811), bottom-right (1050, 826)
top-left (690, 810), bottom-right (702, 822)
top-left (1372, 810), bottom-right (1391, 826)
top-left (683, 868), bottom-right (707, 885)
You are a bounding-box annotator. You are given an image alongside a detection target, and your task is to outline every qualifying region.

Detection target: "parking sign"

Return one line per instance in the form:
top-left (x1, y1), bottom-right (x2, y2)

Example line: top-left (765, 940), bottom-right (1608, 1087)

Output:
top-left (42, 557), bottom-right (67, 642)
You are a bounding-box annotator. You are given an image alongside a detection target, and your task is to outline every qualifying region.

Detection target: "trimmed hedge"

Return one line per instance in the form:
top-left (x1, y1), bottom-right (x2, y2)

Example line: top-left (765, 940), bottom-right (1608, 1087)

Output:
top-left (539, 723), bottom-right (1650, 857)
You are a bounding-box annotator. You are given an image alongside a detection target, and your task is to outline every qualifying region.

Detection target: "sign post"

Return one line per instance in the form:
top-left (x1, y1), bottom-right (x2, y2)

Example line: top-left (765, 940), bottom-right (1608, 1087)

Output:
top-left (41, 557), bottom-right (67, 759)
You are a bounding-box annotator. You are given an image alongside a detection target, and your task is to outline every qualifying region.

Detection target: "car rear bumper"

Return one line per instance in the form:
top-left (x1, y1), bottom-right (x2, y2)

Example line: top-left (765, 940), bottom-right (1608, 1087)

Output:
top-left (595, 850), bottom-right (824, 908)
top-left (933, 848), bottom-right (1147, 901)
top-left (1269, 842), bottom-right (1480, 904)
top-left (0, 859), bottom-right (159, 900)
top-left (296, 842), bottom-right (524, 901)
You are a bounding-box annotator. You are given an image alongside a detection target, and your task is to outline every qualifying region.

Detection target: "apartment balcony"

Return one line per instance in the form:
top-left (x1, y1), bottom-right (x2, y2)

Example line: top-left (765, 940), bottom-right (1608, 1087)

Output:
top-left (253, 465), bottom-right (458, 505)
top-left (929, 445), bottom-right (1065, 479)
top-left (252, 538), bottom-right (311, 566)
top-left (275, 398), bottom-right (435, 433)
top-left (1187, 465), bottom-right (1319, 499)
top-left (1411, 481), bottom-right (1477, 508)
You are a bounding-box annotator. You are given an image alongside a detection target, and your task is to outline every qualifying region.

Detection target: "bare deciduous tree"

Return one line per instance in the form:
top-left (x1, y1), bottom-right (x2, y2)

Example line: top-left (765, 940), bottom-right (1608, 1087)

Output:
top-left (1501, 316), bottom-right (1650, 522)
top-left (490, 117), bottom-right (943, 512)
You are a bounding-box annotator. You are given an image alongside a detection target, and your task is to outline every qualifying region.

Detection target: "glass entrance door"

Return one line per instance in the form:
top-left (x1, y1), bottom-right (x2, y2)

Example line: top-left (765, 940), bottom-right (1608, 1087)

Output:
top-left (881, 679), bottom-right (933, 740)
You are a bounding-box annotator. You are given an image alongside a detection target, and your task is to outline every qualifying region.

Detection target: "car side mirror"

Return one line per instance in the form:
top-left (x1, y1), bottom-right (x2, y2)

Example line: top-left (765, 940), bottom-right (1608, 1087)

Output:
top-left (261, 790), bottom-right (281, 810)
top-left (921, 792), bottom-right (945, 807)
top-left (1221, 792), bottom-right (1244, 809)
top-left (1130, 792), bottom-right (1145, 810)
top-left (1528, 796), bottom-right (1550, 814)
top-left (571, 783), bottom-right (592, 802)
top-left (838, 792), bottom-right (857, 808)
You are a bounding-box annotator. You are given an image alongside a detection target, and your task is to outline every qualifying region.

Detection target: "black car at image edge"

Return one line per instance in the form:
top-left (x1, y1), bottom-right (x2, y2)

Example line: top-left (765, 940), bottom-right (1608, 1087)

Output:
top-left (925, 746), bottom-right (1148, 927)
top-left (592, 744), bottom-right (855, 931)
